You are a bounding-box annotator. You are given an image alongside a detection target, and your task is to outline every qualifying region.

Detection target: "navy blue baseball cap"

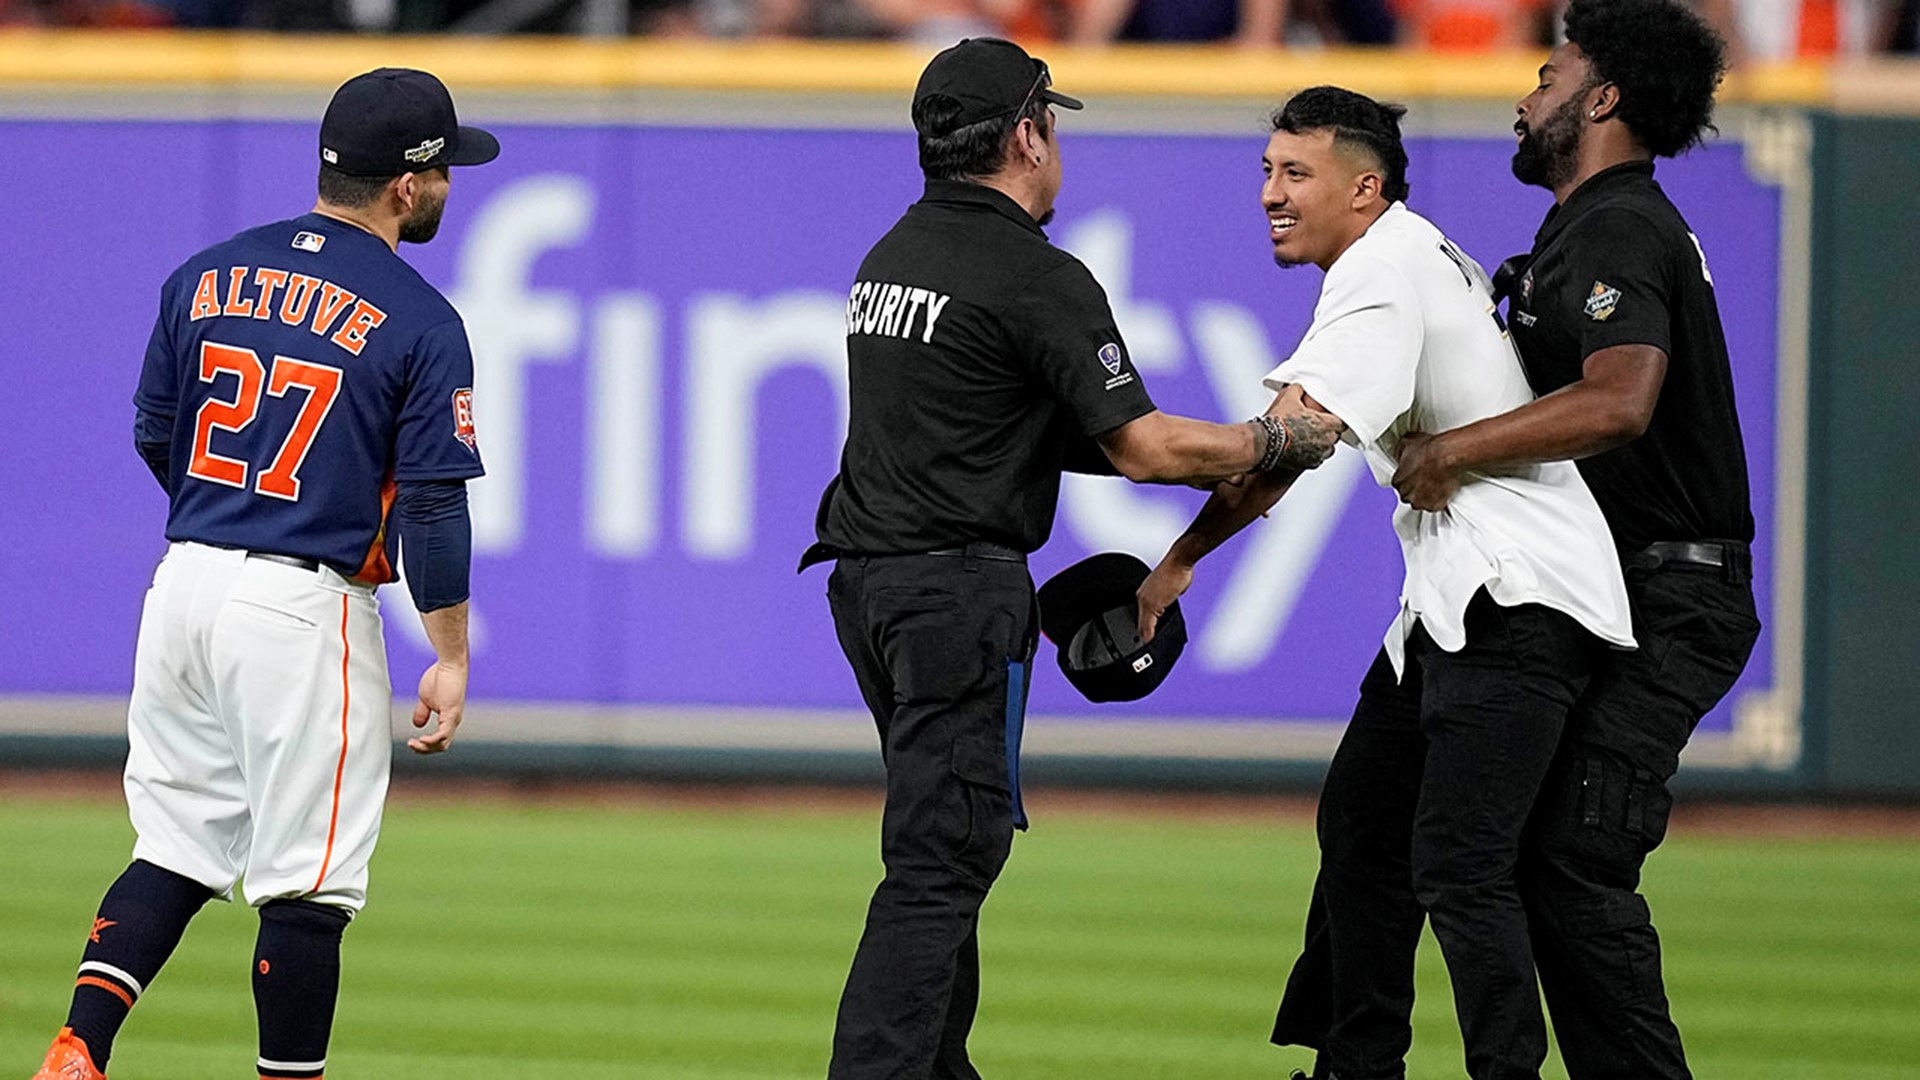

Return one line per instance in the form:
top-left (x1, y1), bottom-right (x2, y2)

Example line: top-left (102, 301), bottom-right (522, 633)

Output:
top-left (320, 68), bottom-right (500, 177)
top-left (1038, 552), bottom-right (1187, 704)
top-left (912, 37), bottom-right (1083, 136)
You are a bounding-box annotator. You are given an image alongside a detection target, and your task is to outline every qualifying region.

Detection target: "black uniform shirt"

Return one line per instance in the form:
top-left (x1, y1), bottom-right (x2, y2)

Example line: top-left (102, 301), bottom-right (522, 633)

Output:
top-left (1508, 161), bottom-right (1755, 553)
top-left (813, 180), bottom-right (1156, 555)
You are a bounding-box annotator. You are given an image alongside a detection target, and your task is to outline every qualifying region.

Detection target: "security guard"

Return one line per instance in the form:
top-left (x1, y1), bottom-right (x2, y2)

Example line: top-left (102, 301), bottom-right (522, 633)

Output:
top-left (1391, 1), bottom-right (1761, 1077)
top-left (802, 37), bottom-right (1338, 1080)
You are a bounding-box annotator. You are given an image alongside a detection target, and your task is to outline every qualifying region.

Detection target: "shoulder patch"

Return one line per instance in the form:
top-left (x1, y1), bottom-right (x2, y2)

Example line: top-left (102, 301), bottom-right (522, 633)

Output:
top-left (1584, 281), bottom-right (1622, 322)
top-left (1097, 342), bottom-right (1123, 375)
top-left (452, 388), bottom-right (479, 453)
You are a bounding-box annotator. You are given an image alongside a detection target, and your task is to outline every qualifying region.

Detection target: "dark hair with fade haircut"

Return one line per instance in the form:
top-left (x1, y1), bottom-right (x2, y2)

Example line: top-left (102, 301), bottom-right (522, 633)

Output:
top-left (1271, 86), bottom-right (1412, 204)
top-left (913, 91), bottom-right (1053, 183)
top-left (1564, 0), bottom-right (1726, 157)
top-left (317, 163), bottom-right (395, 208)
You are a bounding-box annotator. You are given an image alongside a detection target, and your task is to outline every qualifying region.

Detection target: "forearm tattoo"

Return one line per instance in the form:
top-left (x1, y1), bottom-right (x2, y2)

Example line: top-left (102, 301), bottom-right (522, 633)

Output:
top-left (1276, 411), bottom-right (1343, 470)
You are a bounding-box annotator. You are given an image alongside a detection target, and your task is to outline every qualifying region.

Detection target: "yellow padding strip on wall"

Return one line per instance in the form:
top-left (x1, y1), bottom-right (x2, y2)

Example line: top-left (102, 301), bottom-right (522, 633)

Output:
top-left (0, 30), bottom-right (1830, 105)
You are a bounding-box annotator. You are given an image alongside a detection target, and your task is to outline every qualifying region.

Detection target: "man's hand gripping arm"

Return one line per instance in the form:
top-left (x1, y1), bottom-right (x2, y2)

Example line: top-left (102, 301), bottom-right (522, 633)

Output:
top-left (1137, 384), bottom-right (1346, 641)
top-left (1391, 345), bottom-right (1667, 511)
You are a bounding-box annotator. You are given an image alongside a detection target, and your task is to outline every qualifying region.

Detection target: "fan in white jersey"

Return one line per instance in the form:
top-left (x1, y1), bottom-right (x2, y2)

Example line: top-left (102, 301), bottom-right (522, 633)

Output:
top-left (1135, 87), bottom-right (1632, 1080)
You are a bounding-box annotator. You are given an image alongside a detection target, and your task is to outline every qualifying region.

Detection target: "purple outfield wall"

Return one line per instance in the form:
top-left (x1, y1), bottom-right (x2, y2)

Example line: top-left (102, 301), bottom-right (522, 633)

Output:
top-left (0, 118), bottom-right (1780, 737)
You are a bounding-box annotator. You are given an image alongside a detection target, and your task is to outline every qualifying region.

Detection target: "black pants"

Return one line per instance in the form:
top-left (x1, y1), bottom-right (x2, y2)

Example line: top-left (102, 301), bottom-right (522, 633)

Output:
top-left (1519, 562), bottom-right (1760, 1080)
top-left (1275, 592), bottom-right (1601, 1080)
top-left (1275, 566), bottom-right (1760, 1080)
top-left (824, 553), bottom-right (1036, 1080)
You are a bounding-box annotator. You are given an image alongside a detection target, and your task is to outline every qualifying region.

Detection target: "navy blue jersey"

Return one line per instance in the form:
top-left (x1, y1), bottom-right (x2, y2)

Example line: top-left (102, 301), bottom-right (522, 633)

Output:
top-left (135, 213), bottom-right (484, 580)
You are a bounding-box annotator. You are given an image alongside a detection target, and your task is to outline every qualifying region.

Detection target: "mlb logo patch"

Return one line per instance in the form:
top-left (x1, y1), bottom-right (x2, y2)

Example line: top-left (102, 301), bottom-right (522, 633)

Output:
top-left (1097, 342), bottom-right (1123, 375)
top-left (452, 388), bottom-right (478, 452)
top-left (1585, 281), bottom-right (1622, 321)
top-left (291, 232), bottom-right (326, 253)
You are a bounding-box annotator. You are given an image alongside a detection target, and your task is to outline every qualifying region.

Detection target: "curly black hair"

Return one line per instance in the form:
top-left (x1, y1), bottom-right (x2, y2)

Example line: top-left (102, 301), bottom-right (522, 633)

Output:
top-left (1271, 86), bottom-right (1411, 203)
top-left (1564, 0), bottom-right (1727, 157)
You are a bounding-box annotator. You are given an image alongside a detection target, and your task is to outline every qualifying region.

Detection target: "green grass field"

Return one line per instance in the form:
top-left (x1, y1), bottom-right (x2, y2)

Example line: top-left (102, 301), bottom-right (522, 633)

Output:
top-left (3, 788), bottom-right (1917, 1079)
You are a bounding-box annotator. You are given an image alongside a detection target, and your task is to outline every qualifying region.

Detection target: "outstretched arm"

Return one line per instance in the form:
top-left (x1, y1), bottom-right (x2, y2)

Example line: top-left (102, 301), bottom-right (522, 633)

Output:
top-left (1136, 386), bottom-right (1347, 641)
top-left (1098, 383), bottom-right (1345, 486)
top-left (1392, 344), bottom-right (1667, 511)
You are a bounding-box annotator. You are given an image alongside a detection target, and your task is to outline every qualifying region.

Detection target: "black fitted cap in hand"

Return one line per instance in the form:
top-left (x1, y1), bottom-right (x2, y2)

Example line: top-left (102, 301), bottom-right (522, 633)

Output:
top-left (1037, 552), bottom-right (1187, 704)
top-left (320, 68), bottom-right (500, 178)
top-left (912, 37), bottom-right (1083, 136)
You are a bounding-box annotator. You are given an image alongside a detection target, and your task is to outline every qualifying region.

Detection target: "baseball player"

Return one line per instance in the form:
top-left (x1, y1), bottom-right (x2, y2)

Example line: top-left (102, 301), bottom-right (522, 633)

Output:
top-left (32, 68), bottom-right (495, 1080)
top-left (1135, 87), bottom-right (1635, 1080)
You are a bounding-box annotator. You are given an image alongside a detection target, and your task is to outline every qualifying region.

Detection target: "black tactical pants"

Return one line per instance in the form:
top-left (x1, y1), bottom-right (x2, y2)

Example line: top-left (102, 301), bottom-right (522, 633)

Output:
top-left (824, 551), bottom-right (1036, 1080)
top-left (1275, 563), bottom-right (1759, 1080)
top-left (1276, 592), bottom-right (1602, 1080)
top-left (1520, 560), bottom-right (1760, 1080)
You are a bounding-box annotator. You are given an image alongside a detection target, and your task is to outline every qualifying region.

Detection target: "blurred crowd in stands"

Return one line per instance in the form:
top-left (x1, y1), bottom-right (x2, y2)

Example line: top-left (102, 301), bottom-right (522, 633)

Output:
top-left (3, 0), bottom-right (1917, 59)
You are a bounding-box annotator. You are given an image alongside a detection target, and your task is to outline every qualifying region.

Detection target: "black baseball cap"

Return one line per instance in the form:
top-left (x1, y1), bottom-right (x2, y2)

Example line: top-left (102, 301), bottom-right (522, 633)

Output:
top-left (1037, 552), bottom-right (1188, 704)
top-left (319, 68), bottom-right (500, 178)
top-left (912, 37), bottom-right (1083, 136)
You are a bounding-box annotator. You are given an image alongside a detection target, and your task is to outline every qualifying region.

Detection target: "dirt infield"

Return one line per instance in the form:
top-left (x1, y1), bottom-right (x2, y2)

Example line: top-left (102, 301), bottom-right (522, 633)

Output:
top-left (7, 767), bottom-right (1919, 838)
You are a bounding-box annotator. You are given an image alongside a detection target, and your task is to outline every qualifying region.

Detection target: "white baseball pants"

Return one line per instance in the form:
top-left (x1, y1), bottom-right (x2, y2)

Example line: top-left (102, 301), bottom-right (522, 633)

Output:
top-left (125, 541), bottom-right (391, 915)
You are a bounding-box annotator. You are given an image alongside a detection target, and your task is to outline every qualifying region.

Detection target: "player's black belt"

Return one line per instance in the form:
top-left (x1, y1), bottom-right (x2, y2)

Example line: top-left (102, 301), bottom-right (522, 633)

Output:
top-left (1626, 540), bottom-right (1751, 585)
top-left (246, 551), bottom-right (322, 573)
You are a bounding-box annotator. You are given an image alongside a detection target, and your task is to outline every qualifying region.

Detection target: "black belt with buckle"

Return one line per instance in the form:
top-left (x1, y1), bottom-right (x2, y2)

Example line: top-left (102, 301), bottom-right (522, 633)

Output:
top-left (246, 551), bottom-right (321, 572)
top-left (1626, 540), bottom-right (1751, 585)
top-left (798, 540), bottom-right (1028, 572)
top-left (926, 542), bottom-right (1026, 564)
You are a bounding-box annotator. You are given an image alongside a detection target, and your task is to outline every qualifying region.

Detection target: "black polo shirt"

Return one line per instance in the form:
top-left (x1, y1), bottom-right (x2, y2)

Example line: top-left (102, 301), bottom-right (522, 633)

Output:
top-left (812, 180), bottom-right (1156, 556)
top-left (1508, 161), bottom-right (1755, 553)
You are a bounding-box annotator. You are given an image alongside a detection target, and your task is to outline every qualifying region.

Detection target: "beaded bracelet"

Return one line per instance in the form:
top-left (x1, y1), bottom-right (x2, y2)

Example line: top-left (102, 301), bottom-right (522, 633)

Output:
top-left (1251, 414), bottom-right (1291, 472)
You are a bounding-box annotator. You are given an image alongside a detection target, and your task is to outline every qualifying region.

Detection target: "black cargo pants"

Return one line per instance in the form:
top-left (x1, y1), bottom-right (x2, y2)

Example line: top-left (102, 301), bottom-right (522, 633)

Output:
top-left (823, 549), bottom-right (1036, 1080)
top-left (1274, 591), bottom-right (1603, 1080)
top-left (1275, 562), bottom-right (1759, 1080)
top-left (1519, 558), bottom-right (1760, 1080)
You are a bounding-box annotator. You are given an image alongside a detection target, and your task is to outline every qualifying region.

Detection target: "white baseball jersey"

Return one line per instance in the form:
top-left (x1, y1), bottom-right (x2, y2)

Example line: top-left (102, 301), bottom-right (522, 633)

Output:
top-left (125, 542), bottom-right (391, 914)
top-left (1264, 202), bottom-right (1635, 676)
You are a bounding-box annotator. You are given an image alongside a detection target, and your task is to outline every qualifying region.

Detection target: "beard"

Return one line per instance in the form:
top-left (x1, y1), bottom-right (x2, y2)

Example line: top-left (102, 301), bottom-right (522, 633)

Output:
top-left (1511, 93), bottom-right (1585, 191)
top-left (398, 190), bottom-right (446, 244)
top-left (1037, 206), bottom-right (1055, 227)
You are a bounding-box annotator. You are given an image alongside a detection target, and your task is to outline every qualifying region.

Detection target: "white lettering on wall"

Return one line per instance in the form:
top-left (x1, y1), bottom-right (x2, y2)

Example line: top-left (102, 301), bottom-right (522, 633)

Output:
top-left (438, 178), bottom-right (1369, 675)
top-left (1188, 302), bottom-right (1367, 672)
top-left (682, 292), bottom-right (851, 559)
top-left (450, 174), bottom-right (592, 553)
top-left (585, 294), bottom-right (663, 557)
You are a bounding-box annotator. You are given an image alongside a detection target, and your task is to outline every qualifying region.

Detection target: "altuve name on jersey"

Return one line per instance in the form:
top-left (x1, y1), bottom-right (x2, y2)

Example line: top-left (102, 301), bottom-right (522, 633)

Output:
top-left (188, 266), bottom-right (390, 357)
top-left (846, 280), bottom-right (953, 343)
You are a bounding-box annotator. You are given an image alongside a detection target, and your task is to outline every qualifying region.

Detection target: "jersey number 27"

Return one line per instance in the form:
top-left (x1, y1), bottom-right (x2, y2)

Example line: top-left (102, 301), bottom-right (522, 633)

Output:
top-left (187, 341), bottom-right (342, 501)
